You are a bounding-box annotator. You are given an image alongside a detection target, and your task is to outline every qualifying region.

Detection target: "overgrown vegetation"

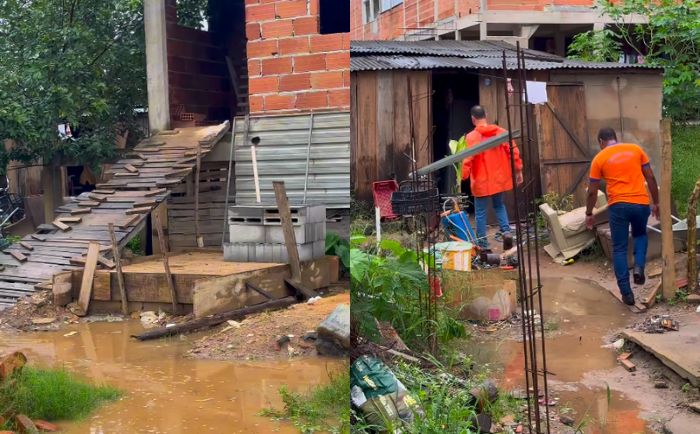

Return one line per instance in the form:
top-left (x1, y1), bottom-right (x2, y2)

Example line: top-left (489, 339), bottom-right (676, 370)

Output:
top-left (0, 0), bottom-right (147, 174)
top-left (0, 367), bottom-right (121, 424)
top-left (260, 369), bottom-right (350, 434)
top-left (326, 232), bottom-right (350, 273)
top-left (671, 124), bottom-right (700, 216)
top-left (567, 0), bottom-right (700, 121)
top-left (350, 236), bottom-right (466, 350)
top-left (126, 234), bottom-right (143, 256)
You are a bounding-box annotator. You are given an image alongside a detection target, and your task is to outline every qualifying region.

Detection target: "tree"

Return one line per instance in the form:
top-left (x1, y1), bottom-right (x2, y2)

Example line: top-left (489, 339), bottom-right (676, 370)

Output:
top-left (0, 0), bottom-right (147, 174)
top-left (567, 0), bottom-right (700, 121)
top-left (175, 0), bottom-right (209, 30)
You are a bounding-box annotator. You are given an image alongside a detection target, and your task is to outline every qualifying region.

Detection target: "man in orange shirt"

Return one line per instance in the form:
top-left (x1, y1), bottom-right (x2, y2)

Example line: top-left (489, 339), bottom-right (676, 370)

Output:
top-left (462, 106), bottom-right (523, 251)
top-left (586, 127), bottom-right (660, 305)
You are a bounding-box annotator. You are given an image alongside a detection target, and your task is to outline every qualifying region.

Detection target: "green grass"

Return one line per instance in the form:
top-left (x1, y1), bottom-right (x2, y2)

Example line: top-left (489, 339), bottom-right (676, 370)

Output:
top-left (0, 367), bottom-right (122, 423)
top-left (261, 369), bottom-right (350, 434)
top-left (671, 124), bottom-right (700, 217)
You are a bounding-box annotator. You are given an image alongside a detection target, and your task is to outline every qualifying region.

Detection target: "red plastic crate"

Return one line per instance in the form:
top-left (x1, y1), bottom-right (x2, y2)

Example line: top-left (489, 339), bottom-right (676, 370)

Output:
top-left (372, 180), bottom-right (399, 220)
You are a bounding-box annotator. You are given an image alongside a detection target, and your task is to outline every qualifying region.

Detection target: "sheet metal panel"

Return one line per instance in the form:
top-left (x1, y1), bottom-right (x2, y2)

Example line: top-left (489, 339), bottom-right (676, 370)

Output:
top-left (233, 112), bottom-right (350, 208)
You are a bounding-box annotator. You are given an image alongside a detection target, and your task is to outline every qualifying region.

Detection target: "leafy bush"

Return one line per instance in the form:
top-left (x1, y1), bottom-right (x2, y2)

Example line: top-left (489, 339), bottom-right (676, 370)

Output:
top-left (350, 236), bottom-right (466, 349)
top-left (326, 232), bottom-right (350, 272)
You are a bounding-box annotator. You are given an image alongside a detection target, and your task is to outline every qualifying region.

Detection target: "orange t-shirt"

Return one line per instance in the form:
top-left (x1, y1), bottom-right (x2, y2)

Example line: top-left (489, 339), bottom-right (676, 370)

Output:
top-left (589, 143), bottom-right (651, 206)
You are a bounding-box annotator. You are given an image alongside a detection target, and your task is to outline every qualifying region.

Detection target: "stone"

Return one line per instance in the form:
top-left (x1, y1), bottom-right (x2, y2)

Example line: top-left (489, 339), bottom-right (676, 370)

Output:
top-left (15, 414), bottom-right (39, 434)
top-left (34, 420), bottom-right (60, 432)
top-left (664, 413), bottom-right (700, 434)
top-left (31, 317), bottom-right (56, 325)
top-left (689, 401), bottom-right (700, 414)
top-left (302, 331), bottom-right (318, 341)
top-left (612, 338), bottom-right (625, 350)
top-left (316, 304), bottom-right (350, 349)
top-left (315, 338), bottom-right (347, 357)
top-left (686, 294), bottom-right (700, 304)
top-left (0, 351), bottom-right (27, 380)
top-left (52, 282), bottom-right (73, 306)
top-left (559, 415), bottom-right (575, 426)
top-left (471, 379), bottom-right (499, 407)
top-left (276, 335), bottom-right (290, 348)
top-left (470, 413), bottom-right (492, 433)
top-left (654, 380), bottom-right (669, 389)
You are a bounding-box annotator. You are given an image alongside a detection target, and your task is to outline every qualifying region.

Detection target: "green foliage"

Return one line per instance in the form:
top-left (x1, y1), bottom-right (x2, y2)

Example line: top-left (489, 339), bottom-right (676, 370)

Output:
top-left (326, 232), bottom-right (350, 271)
top-left (0, 0), bottom-right (147, 173)
top-left (350, 236), bottom-right (466, 349)
top-left (447, 136), bottom-right (468, 194)
top-left (126, 234), bottom-right (143, 256)
top-left (671, 124), bottom-right (700, 216)
top-left (0, 367), bottom-right (121, 422)
top-left (568, 0), bottom-right (700, 121)
top-left (260, 369), bottom-right (350, 434)
top-left (176, 0), bottom-right (209, 29)
top-left (568, 29), bottom-right (622, 62)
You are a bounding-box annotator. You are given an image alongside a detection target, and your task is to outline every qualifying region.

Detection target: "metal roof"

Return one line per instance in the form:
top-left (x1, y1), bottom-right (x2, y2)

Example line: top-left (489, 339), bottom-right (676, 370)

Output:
top-left (350, 40), bottom-right (661, 72)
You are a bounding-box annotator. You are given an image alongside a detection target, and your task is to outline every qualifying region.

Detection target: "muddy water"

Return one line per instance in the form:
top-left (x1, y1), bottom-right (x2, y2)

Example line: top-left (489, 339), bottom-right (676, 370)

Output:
top-left (468, 277), bottom-right (651, 433)
top-left (0, 320), bottom-right (344, 433)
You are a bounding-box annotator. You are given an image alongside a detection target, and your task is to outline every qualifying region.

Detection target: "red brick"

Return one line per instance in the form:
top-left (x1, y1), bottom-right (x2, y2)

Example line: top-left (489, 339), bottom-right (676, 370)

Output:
top-left (328, 89), bottom-right (350, 108)
top-left (343, 70), bottom-right (350, 87)
top-left (245, 0), bottom-right (259, 5)
top-left (247, 39), bottom-right (278, 58)
top-left (342, 33), bottom-right (350, 50)
top-left (265, 94), bottom-right (296, 111)
top-left (261, 57), bottom-right (293, 74)
top-left (249, 76), bottom-right (279, 94)
top-left (326, 52), bottom-right (349, 70)
top-left (309, 0), bottom-right (319, 15)
top-left (276, 0), bottom-right (308, 18)
top-left (294, 53), bottom-right (326, 72)
top-left (34, 420), bottom-right (60, 432)
top-left (293, 16), bottom-right (319, 36)
top-left (310, 71), bottom-right (344, 89)
top-left (296, 91), bottom-right (328, 109)
top-left (246, 3), bottom-right (276, 21)
top-left (249, 95), bottom-right (264, 112)
top-left (279, 37), bottom-right (310, 55)
top-left (248, 59), bottom-right (262, 77)
top-left (246, 22), bottom-right (261, 40)
top-left (279, 73), bottom-right (311, 92)
top-left (310, 34), bottom-right (344, 52)
top-left (261, 19), bottom-right (294, 38)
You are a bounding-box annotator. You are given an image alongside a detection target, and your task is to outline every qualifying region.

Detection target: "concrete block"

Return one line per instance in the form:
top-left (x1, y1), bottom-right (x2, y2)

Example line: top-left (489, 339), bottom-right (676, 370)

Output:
top-left (229, 224), bottom-right (266, 243)
top-left (312, 239), bottom-right (326, 259)
top-left (265, 222), bottom-right (325, 244)
top-left (316, 304), bottom-right (350, 349)
top-left (262, 205), bottom-right (326, 225)
top-left (228, 206), bottom-right (265, 225)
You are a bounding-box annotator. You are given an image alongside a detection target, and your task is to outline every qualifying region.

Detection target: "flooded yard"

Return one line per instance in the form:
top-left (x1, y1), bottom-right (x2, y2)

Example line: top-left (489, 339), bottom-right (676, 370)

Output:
top-left (0, 320), bottom-right (344, 433)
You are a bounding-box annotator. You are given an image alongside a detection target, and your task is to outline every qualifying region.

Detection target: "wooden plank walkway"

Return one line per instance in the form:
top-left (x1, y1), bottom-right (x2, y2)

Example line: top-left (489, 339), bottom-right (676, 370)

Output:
top-left (0, 122), bottom-right (229, 311)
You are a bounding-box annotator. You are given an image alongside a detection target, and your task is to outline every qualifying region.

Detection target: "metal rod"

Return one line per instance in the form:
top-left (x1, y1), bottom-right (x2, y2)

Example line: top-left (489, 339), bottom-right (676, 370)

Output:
top-left (302, 113), bottom-right (315, 204)
top-left (221, 119), bottom-right (237, 246)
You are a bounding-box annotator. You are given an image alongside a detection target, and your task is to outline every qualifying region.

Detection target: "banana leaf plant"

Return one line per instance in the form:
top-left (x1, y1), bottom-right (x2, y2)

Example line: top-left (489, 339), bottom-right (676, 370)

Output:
top-left (447, 136), bottom-right (468, 194)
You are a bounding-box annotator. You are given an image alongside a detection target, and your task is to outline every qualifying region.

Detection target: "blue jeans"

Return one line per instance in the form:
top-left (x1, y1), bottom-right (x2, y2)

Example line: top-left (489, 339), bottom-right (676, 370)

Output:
top-left (608, 203), bottom-right (651, 298)
top-left (474, 193), bottom-right (510, 249)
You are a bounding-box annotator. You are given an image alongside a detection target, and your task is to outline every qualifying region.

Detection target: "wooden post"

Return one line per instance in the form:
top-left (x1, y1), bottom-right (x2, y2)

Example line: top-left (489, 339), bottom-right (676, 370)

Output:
top-left (687, 177), bottom-right (700, 293)
top-left (108, 223), bottom-right (128, 315)
top-left (194, 142), bottom-right (203, 248)
top-left (273, 181), bottom-right (301, 281)
top-left (660, 119), bottom-right (676, 300)
top-left (154, 211), bottom-right (179, 313)
top-left (77, 242), bottom-right (100, 316)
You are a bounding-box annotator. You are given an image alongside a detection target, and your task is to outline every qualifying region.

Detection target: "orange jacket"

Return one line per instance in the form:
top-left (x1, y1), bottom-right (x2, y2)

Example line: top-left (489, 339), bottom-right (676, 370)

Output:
top-left (461, 124), bottom-right (523, 197)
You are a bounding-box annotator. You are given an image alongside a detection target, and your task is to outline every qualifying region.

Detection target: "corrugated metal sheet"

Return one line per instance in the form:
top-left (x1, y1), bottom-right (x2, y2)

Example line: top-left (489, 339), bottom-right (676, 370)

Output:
top-left (350, 40), bottom-right (661, 72)
top-left (233, 112), bottom-right (350, 208)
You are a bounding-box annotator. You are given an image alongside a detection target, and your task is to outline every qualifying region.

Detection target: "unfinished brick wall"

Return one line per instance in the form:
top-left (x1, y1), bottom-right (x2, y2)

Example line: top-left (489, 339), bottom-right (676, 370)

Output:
top-left (165, 0), bottom-right (232, 121)
top-left (245, 0), bottom-right (350, 114)
top-left (351, 0), bottom-right (596, 40)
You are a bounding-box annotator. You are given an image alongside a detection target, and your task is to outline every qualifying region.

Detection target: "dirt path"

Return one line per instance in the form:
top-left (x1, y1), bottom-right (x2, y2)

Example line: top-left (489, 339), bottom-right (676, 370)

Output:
top-left (188, 287), bottom-right (350, 361)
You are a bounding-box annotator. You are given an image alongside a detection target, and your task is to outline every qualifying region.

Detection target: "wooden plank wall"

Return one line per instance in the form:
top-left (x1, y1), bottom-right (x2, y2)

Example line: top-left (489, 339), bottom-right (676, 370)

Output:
top-left (167, 161), bottom-right (231, 249)
top-left (351, 70), bottom-right (432, 201)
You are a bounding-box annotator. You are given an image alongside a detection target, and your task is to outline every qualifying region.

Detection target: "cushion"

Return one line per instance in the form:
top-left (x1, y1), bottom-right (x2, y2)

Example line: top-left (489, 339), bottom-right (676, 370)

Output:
top-left (559, 207), bottom-right (588, 236)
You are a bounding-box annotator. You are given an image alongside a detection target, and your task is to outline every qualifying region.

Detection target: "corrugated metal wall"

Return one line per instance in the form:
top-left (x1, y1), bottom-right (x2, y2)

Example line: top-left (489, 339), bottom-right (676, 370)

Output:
top-left (233, 111), bottom-right (350, 208)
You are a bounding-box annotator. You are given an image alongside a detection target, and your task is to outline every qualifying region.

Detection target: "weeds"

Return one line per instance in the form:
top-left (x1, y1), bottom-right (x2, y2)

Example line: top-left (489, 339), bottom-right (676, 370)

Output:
top-left (126, 234), bottom-right (143, 256)
top-left (261, 369), bottom-right (350, 434)
top-left (668, 288), bottom-right (689, 305)
top-left (0, 367), bottom-right (122, 422)
top-left (326, 232), bottom-right (350, 272)
top-left (671, 124), bottom-right (700, 217)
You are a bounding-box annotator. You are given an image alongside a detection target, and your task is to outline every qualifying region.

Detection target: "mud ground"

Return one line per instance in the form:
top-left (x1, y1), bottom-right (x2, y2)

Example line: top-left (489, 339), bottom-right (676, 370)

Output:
top-left (188, 284), bottom-right (350, 361)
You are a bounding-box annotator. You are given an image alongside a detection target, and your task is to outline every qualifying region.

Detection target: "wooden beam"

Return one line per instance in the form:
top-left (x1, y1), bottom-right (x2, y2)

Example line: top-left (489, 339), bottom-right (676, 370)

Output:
top-left (30, 234), bottom-right (47, 242)
top-left (70, 208), bottom-right (92, 215)
top-left (57, 216), bottom-right (82, 223)
top-left (124, 164), bottom-right (139, 173)
top-left (126, 206), bottom-right (153, 215)
top-left (109, 223), bottom-right (128, 315)
top-left (660, 119), bottom-right (676, 300)
top-left (93, 189), bottom-right (116, 195)
top-left (273, 181), bottom-right (301, 281)
top-left (145, 188), bottom-right (167, 197)
top-left (18, 242), bottom-right (33, 251)
top-left (52, 220), bottom-right (71, 232)
top-left (153, 212), bottom-right (178, 313)
top-left (78, 201), bottom-right (100, 207)
top-left (7, 251), bottom-right (27, 262)
top-left (195, 142), bottom-right (203, 248)
top-left (88, 193), bottom-right (107, 202)
top-left (77, 242), bottom-right (100, 316)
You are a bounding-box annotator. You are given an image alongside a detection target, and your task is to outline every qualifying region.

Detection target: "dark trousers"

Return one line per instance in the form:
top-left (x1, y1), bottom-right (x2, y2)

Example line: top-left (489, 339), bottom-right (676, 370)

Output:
top-left (608, 203), bottom-right (651, 298)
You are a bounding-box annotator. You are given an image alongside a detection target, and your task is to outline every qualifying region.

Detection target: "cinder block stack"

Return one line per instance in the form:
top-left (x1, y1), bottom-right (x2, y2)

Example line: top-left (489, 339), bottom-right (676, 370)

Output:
top-left (224, 204), bottom-right (326, 263)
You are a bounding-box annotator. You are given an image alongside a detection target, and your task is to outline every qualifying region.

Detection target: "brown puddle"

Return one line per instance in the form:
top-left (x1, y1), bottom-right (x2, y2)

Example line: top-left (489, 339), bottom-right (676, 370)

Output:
top-left (0, 320), bottom-right (345, 433)
top-left (467, 277), bottom-right (651, 433)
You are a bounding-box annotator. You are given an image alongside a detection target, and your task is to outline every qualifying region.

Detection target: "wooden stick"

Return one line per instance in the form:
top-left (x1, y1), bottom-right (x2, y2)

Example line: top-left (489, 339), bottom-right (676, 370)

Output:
top-left (145, 188), bottom-right (167, 197)
top-left (273, 181), bottom-right (302, 281)
top-left (688, 177), bottom-right (700, 293)
top-left (70, 208), bottom-right (92, 215)
top-left (108, 223), bottom-right (128, 315)
top-left (660, 119), bottom-right (676, 300)
top-left (57, 216), bottom-right (82, 223)
top-left (18, 242), bottom-right (33, 251)
top-left (126, 206), bottom-right (153, 215)
top-left (7, 251), bottom-right (27, 262)
top-left (195, 142), bottom-right (203, 248)
top-left (30, 234), bottom-right (46, 242)
top-left (132, 296), bottom-right (296, 341)
top-left (77, 242), bottom-right (100, 316)
top-left (154, 212), bottom-right (178, 313)
top-left (52, 220), bottom-right (71, 232)
top-left (251, 145), bottom-right (261, 203)
top-left (124, 164), bottom-right (139, 173)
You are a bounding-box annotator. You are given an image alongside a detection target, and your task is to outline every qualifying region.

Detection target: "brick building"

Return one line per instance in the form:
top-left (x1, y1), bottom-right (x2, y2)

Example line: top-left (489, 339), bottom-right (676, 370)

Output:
top-left (350, 0), bottom-right (647, 56)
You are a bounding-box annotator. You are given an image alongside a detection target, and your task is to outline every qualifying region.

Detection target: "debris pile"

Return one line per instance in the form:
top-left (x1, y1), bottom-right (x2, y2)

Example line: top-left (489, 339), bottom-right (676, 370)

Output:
top-left (633, 315), bottom-right (680, 334)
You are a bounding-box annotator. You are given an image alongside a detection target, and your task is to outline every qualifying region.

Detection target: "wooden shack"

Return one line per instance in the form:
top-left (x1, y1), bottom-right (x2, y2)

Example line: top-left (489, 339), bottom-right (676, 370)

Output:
top-left (350, 40), bottom-right (665, 210)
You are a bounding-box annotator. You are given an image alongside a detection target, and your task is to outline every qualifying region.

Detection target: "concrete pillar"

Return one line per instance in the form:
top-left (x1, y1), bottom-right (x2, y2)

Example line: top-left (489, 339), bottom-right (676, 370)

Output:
top-left (554, 30), bottom-right (566, 57)
top-left (144, 0), bottom-right (170, 133)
